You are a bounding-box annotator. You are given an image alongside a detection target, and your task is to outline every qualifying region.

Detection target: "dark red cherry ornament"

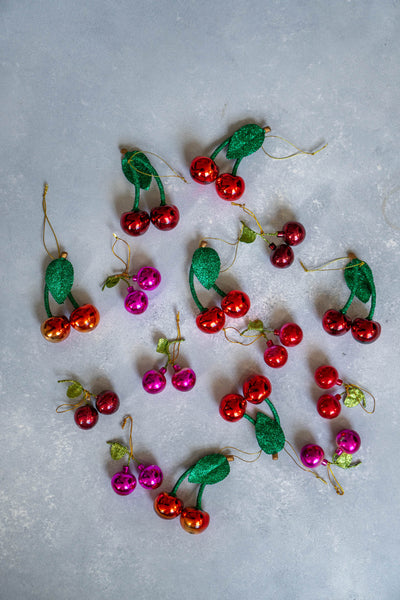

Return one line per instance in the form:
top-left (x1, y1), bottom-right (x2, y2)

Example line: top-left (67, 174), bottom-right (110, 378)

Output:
top-left (190, 157), bottom-right (219, 184)
top-left (274, 322), bottom-right (303, 347)
top-left (95, 391), bottom-right (120, 415)
top-left (322, 309), bottom-right (352, 336)
top-left (314, 365), bottom-right (342, 389)
top-left (120, 210), bottom-right (151, 236)
top-left (277, 221), bottom-right (306, 246)
top-left (242, 374), bottom-right (272, 404)
top-left (269, 243), bottom-right (294, 268)
top-left (74, 404), bottom-right (99, 430)
top-left (351, 318), bottom-right (381, 344)
top-left (150, 205), bottom-right (180, 231)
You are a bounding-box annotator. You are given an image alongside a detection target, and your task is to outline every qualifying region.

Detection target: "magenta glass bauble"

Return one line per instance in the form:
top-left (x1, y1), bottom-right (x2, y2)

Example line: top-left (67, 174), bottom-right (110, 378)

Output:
top-left (300, 444), bottom-right (326, 468)
top-left (142, 367), bottom-right (167, 394)
top-left (111, 466), bottom-right (137, 495)
top-left (336, 429), bottom-right (361, 455)
top-left (138, 464), bottom-right (163, 489)
top-left (171, 365), bottom-right (196, 392)
top-left (124, 287), bottom-right (148, 314)
top-left (135, 267), bottom-right (161, 291)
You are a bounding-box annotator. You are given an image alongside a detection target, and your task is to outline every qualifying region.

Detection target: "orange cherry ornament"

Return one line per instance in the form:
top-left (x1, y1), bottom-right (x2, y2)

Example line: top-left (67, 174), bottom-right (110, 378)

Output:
top-left (41, 316), bottom-right (71, 343)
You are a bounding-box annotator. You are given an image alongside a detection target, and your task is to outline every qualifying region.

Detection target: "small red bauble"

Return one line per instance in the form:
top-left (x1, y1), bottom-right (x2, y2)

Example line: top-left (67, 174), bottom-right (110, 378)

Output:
top-left (351, 318), bottom-right (381, 344)
top-left (263, 342), bottom-right (288, 368)
top-left (190, 156), bottom-right (219, 184)
top-left (221, 290), bottom-right (250, 318)
top-left (317, 394), bottom-right (342, 419)
top-left (74, 404), bottom-right (99, 430)
top-left (322, 309), bottom-right (351, 336)
top-left (180, 507), bottom-right (210, 534)
top-left (196, 307), bottom-right (225, 334)
top-left (150, 205), bottom-right (180, 231)
top-left (277, 221), bottom-right (306, 246)
top-left (70, 304), bottom-right (100, 332)
top-left (215, 173), bottom-right (245, 201)
top-left (242, 374), bottom-right (271, 404)
top-left (275, 322), bottom-right (303, 347)
top-left (95, 391), bottom-right (120, 415)
top-left (154, 492), bottom-right (183, 519)
top-left (314, 365), bottom-right (342, 389)
top-left (269, 243), bottom-right (294, 268)
top-left (41, 316), bottom-right (71, 343)
top-left (219, 393), bottom-right (247, 421)
top-left (120, 210), bottom-right (151, 236)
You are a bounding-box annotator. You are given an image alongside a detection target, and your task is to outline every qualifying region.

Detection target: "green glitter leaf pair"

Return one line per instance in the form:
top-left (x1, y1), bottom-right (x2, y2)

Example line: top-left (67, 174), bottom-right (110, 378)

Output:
top-left (343, 386), bottom-right (366, 408)
top-left (344, 259), bottom-right (375, 303)
top-left (242, 398), bottom-right (285, 457)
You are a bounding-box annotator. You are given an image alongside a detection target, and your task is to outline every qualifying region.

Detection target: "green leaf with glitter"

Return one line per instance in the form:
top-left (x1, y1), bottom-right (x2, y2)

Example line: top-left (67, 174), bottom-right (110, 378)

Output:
top-left (102, 276), bottom-right (120, 290)
top-left (188, 454), bottom-right (230, 485)
top-left (255, 412), bottom-right (285, 455)
top-left (226, 124), bottom-right (266, 160)
top-left (332, 452), bottom-right (354, 469)
top-left (122, 151), bottom-right (153, 190)
top-left (66, 382), bottom-right (83, 399)
top-left (45, 257), bottom-right (74, 304)
top-left (247, 319), bottom-right (264, 331)
top-left (191, 247), bottom-right (221, 289)
top-left (344, 259), bottom-right (374, 303)
top-left (239, 223), bottom-right (257, 244)
top-left (344, 386), bottom-right (366, 408)
top-left (108, 442), bottom-right (129, 461)
top-left (156, 338), bottom-right (170, 355)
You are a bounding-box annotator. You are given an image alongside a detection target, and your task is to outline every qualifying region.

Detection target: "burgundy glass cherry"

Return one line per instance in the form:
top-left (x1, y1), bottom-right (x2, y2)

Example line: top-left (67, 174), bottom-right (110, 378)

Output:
top-left (95, 390), bottom-right (120, 415)
top-left (215, 173), bottom-right (245, 201)
top-left (269, 243), bottom-right (294, 268)
top-left (120, 210), bottom-right (151, 236)
top-left (74, 404), bottom-right (99, 430)
top-left (150, 205), bottom-right (180, 231)
top-left (190, 156), bottom-right (219, 184)
top-left (277, 221), bottom-right (306, 246)
top-left (351, 318), bottom-right (381, 344)
top-left (322, 309), bottom-right (352, 336)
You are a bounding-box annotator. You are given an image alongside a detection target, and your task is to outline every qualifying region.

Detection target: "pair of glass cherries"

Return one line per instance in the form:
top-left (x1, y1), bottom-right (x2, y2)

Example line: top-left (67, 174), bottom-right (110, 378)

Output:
top-left (123, 266), bottom-right (161, 314)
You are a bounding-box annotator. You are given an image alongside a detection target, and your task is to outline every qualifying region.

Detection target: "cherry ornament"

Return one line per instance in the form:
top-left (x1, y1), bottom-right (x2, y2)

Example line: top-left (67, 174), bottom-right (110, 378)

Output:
top-left (171, 365), bottom-right (196, 392)
top-left (120, 210), bottom-right (150, 237)
top-left (322, 309), bottom-right (351, 336)
top-left (124, 287), bottom-right (148, 314)
top-left (269, 243), bottom-right (294, 268)
top-left (95, 390), bottom-right (120, 415)
top-left (314, 365), bottom-right (342, 389)
top-left (154, 492), bottom-right (184, 519)
top-left (314, 364), bottom-right (375, 415)
top-left (351, 318), bottom-right (381, 344)
top-left (317, 394), bottom-right (342, 419)
top-left (274, 322), bottom-right (303, 347)
top-left (142, 368), bottom-right (167, 394)
top-left (57, 379), bottom-right (120, 428)
top-left (74, 404), bottom-right (99, 430)
top-left (242, 374), bottom-right (272, 404)
top-left (138, 464), bottom-right (163, 489)
top-left (219, 393), bottom-right (248, 422)
top-left (111, 466), bottom-right (137, 496)
top-left (190, 156), bottom-right (219, 184)
top-left (263, 341), bottom-right (288, 369)
top-left (277, 221), bottom-right (306, 246)
top-left (215, 173), bottom-right (245, 201)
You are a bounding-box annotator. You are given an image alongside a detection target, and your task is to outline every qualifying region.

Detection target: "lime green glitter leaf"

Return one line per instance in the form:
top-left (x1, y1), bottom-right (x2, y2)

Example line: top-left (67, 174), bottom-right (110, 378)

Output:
top-left (122, 151), bottom-right (153, 190)
top-left (156, 338), bottom-right (170, 355)
top-left (108, 442), bottom-right (129, 461)
top-left (102, 276), bottom-right (120, 290)
top-left (332, 452), bottom-right (354, 469)
top-left (191, 247), bottom-right (221, 290)
top-left (255, 412), bottom-right (285, 455)
top-left (344, 259), bottom-right (374, 303)
top-left (188, 454), bottom-right (230, 485)
top-left (344, 386), bottom-right (365, 408)
top-left (239, 223), bottom-right (257, 244)
top-left (226, 124), bottom-right (266, 160)
top-left (66, 382), bottom-right (83, 399)
top-left (45, 257), bottom-right (74, 304)
top-left (247, 319), bottom-right (264, 331)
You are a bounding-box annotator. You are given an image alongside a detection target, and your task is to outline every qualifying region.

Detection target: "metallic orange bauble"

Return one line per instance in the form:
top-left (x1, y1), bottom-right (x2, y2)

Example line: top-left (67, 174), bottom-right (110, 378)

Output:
top-left (41, 316), bottom-right (71, 343)
top-left (154, 492), bottom-right (183, 519)
top-left (70, 304), bottom-right (100, 332)
top-left (180, 507), bottom-right (210, 534)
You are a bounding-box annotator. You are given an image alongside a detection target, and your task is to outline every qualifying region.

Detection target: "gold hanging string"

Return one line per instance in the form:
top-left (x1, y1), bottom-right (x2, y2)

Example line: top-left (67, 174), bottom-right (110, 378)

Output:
top-left (326, 463), bottom-right (344, 495)
top-left (262, 135), bottom-right (328, 160)
top-left (121, 415), bottom-right (137, 462)
top-left (300, 255), bottom-right (365, 272)
top-left (343, 384), bottom-right (376, 414)
top-left (120, 148), bottom-right (188, 183)
top-left (223, 326), bottom-right (266, 346)
top-left (170, 312), bottom-right (184, 364)
top-left (56, 391), bottom-right (90, 413)
top-left (284, 441), bottom-right (328, 485)
top-left (111, 234), bottom-right (131, 275)
top-left (231, 203), bottom-right (265, 235)
top-left (199, 233), bottom-right (242, 274)
top-left (220, 446), bottom-right (262, 463)
top-left (42, 183), bottom-right (62, 260)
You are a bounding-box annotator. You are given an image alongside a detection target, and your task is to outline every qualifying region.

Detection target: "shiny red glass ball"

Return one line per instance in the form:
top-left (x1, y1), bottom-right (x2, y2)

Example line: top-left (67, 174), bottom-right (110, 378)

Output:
top-left (351, 318), bottom-right (381, 344)
top-left (242, 374), bottom-right (271, 404)
top-left (263, 343), bottom-right (288, 368)
top-left (317, 394), bottom-right (342, 419)
top-left (314, 365), bottom-right (341, 389)
top-left (275, 322), bottom-right (303, 347)
top-left (322, 309), bottom-right (351, 336)
top-left (221, 290), bottom-right (250, 318)
top-left (270, 244), bottom-right (294, 268)
top-left (190, 156), bottom-right (219, 184)
top-left (74, 404), bottom-right (99, 430)
top-left (180, 507), bottom-right (210, 534)
top-left (95, 391), bottom-right (120, 415)
top-left (215, 173), bottom-right (245, 201)
top-left (219, 393), bottom-right (247, 421)
top-left (196, 307), bottom-right (226, 334)
top-left (120, 210), bottom-right (150, 236)
top-left (70, 304), bottom-right (100, 332)
top-left (154, 492), bottom-right (183, 519)
top-left (150, 205), bottom-right (180, 231)
top-left (278, 221), bottom-right (306, 246)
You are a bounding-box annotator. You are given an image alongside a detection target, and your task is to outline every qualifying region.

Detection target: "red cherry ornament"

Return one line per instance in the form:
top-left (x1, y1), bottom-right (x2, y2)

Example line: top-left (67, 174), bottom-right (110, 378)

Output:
top-left (215, 173), bottom-right (245, 201)
top-left (190, 156), bottom-right (219, 184)
top-left (150, 205), bottom-right (180, 231)
top-left (317, 394), bottom-right (342, 419)
top-left (322, 309), bottom-right (351, 336)
top-left (221, 290), bottom-right (250, 318)
top-left (263, 341), bottom-right (288, 368)
top-left (219, 393), bottom-right (247, 421)
top-left (269, 243), bottom-right (294, 268)
top-left (351, 318), bottom-right (381, 344)
top-left (120, 210), bottom-right (151, 236)
top-left (196, 307), bottom-right (225, 334)
top-left (180, 507), bottom-right (210, 534)
top-left (74, 404), bottom-right (99, 430)
top-left (242, 374), bottom-right (271, 404)
top-left (277, 221), bottom-right (306, 246)
top-left (314, 365), bottom-right (342, 389)
top-left (70, 304), bottom-right (100, 332)
top-left (154, 492), bottom-right (184, 519)
top-left (275, 322), bottom-right (303, 347)
top-left (95, 391), bottom-right (120, 415)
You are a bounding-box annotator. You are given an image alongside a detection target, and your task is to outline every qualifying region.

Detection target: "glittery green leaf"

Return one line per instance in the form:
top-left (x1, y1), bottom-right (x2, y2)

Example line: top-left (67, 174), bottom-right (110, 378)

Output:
top-left (188, 454), bottom-right (230, 485)
top-left (344, 259), bottom-right (374, 303)
top-left (239, 223), bottom-right (257, 244)
top-left (332, 452), bottom-right (353, 469)
top-left (255, 411), bottom-right (285, 455)
top-left (156, 338), bottom-right (170, 355)
top-left (191, 247), bottom-right (221, 290)
top-left (102, 276), bottom-right (120, 290)
top-left (66, 382), bottom-right (83, 399)
top-left (247, 319), bottom-right (264, 331)
top-left (45, 257), bottom-right (74, 304)
top-left (108, 442), bottom-right (129, 461)
top-left (226, 124), bottom-right (266, 160)
top-left (122, 151), bottom-right (153, 190)
top-left (344, 386), bottom-right (365, 408)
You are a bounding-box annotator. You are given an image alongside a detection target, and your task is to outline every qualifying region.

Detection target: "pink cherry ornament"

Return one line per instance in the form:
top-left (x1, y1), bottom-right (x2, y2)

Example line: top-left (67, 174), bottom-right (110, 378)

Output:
top-left (336, 429), bottom-right (361, 455)
top-left (135, 267), bottom-right (161, 291)
top-left (111, 465), bottom-right (137, 495)
top-left (142, 367), bottom-right (167, 394)
top-left (138, 464), bottom-right (163, 489)
top-left (124, 286), bottom-right (148, 314)
top-left (300, 444), bottom-right (327, 468)
top-left (171, 365), bottom-right (196, 392)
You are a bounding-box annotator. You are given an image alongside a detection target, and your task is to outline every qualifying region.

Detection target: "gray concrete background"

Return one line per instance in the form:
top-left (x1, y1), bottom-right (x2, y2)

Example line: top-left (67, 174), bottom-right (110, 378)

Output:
top-left (1, 1), bottom-right (399, 599)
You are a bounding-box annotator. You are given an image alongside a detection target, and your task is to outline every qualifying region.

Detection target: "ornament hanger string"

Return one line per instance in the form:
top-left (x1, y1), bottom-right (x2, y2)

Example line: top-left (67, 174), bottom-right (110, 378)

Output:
top-left (121, 149), bottom-right (188, 183)
top-left (223, 326), bottom-right (266, 346)
top-left (42, 183), bottom-right (62, 260)
top-left (56, 392), bottom-right (90, 413)
top-left (231, 203), bottom-right (265, 235)
top-left (284, 441), bottom-right (328, 485)
top-left (111, 234), bottom-right (131, 276)
top-left (220, 446), bottom-right (262, 463)
top-left (170, 312), bottom-right (183, 365)
top-left (199, 235), bottom-right (240, 273)
top-left (262, 135), bottom-right (327, 160)
top-left (326, 463), bottom-right (344, 495)
top-left (300, 256), bottom-right (365, 272)
top-left (122, 415), bottom-right (136, 463)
